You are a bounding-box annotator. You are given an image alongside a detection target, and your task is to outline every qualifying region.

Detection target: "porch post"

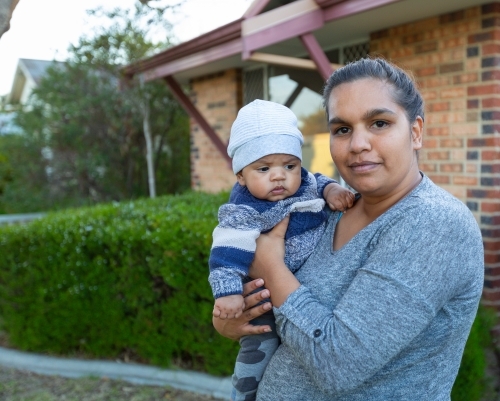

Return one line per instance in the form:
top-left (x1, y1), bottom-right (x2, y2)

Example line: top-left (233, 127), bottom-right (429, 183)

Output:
top-left (299, 32), bottom-right (334, 81)
top-left (163, 75), bottom-right (231, 163)
top-left (284, 83), bottom-right (304, 108)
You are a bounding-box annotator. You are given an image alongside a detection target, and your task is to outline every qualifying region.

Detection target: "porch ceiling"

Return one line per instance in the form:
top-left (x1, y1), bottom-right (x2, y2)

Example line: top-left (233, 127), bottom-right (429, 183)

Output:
top-left (125, 0), bottom-right (491, 84)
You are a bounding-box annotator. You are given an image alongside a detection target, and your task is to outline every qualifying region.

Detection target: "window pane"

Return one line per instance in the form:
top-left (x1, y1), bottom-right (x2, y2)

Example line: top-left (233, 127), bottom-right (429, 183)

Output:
top-left (268, 67), bottom-right (339, 181)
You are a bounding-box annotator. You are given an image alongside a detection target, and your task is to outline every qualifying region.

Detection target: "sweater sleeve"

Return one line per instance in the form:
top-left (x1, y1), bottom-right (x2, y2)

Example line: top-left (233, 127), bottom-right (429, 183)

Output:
top-left (313, 173), bottom-right (337, 198)
top-left (273, 206), bottom-right (484, 395)
top-left (208, 203), bottom-right (264, 298)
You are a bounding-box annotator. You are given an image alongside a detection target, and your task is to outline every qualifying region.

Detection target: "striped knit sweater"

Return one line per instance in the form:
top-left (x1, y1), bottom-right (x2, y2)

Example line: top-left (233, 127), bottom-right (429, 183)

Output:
top-left (208, 168), bottom-right (335, 299)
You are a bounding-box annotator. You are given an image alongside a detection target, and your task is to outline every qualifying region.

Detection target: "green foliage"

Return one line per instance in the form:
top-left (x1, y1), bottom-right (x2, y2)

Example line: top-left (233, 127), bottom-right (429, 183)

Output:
top-left (0, 133), bottom-right (54, 214)
top-left (0, 146), bottom-right (13, 197)
top-left (2, 1), bottom-right (190, 213)
top-left (0, 191), bottom-right (237, 375)
top-left (451, 305), bottom-right (497, 401)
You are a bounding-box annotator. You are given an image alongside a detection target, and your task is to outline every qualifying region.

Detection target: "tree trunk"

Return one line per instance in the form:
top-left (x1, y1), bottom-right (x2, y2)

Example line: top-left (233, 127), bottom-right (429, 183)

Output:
top-left (142, 98), bottom-right (156, 198)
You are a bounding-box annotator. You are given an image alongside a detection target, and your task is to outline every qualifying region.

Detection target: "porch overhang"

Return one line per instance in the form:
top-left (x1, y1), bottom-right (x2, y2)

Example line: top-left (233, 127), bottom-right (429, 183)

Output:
top-left (124, 0), bottom-right (490, 84)
top-left (122, 0), bottom-right (491, 161)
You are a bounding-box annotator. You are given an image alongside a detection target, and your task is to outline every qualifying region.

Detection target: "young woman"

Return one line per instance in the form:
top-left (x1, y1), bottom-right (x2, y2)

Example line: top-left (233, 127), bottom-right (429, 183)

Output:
top-left (213, 58), bottom-right (484, 401)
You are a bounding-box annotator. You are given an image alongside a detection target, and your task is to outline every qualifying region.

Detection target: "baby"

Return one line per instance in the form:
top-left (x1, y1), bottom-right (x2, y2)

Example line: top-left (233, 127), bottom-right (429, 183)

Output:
top-left (208, 100), bottom-right (353, 401)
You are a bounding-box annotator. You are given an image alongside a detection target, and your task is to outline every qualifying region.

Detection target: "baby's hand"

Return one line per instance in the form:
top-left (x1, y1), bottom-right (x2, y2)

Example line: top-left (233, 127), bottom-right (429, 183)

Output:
top-left (324, 183), bottom-right (355, 212)
top-left (213, 294), bottom-right (245, 319)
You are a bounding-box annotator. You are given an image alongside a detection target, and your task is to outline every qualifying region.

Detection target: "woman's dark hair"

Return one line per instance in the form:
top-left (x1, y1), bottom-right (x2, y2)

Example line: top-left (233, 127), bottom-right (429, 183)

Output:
top-left (323, 58), bottom-right (424, 123)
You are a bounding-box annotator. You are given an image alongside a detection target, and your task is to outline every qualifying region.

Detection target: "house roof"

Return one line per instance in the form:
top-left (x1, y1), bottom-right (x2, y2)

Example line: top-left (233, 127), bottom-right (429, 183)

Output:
top-left (18, 59), bottom-right (58, 85)
top-left (123, 0), bottom-right (490, 84)
top-left (7, 58), bottom-right (64, 104)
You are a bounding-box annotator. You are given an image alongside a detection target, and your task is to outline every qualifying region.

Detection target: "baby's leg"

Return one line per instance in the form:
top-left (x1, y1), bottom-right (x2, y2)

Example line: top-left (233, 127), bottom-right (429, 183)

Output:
top-left (231, 314), bottom-right (279, 401)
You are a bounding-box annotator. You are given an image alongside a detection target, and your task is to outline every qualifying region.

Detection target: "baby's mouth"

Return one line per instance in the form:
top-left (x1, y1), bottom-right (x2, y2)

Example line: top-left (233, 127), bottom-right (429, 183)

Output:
top-left (271, 186), bottom-right (285, 194)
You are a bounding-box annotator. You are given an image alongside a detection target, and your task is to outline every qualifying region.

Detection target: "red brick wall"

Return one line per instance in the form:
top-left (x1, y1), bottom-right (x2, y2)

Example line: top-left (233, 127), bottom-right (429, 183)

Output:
top-left (371, 3), bottom-right (500, 316)
top-left (189, 69), bottom-right (242, 192)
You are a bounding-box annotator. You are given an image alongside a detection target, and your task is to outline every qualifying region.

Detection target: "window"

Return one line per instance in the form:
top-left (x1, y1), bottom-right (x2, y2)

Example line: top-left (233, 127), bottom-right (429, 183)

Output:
top-left (242, 42), bottom-right (369, 181)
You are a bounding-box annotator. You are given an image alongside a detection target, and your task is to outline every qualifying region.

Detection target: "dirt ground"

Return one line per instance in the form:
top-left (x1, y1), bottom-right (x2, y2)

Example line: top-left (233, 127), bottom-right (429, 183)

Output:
top-left (0, 366), bottom-right (225, 401)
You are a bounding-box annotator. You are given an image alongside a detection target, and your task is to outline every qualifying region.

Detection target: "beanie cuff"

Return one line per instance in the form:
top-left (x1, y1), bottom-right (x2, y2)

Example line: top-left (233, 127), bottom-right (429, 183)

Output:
top-left (232, 134), bottom-right (302, 174)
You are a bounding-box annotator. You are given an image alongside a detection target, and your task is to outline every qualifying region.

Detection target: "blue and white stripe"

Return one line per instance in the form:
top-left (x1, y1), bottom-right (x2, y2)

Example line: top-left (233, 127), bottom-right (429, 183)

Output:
top-left (208, 168), bottom-right (335, 299)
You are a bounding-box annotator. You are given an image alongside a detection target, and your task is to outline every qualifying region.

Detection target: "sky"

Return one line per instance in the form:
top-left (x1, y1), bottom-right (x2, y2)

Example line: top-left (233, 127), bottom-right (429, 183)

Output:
top-left (0, 0), bottom-right (253, 96)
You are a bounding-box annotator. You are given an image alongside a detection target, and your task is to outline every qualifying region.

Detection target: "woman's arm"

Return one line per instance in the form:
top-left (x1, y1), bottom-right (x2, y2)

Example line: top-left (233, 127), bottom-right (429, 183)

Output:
top-left (249, 216), bottom-right (300, 307)
top-left (253, 207), bottom-right (484, 395)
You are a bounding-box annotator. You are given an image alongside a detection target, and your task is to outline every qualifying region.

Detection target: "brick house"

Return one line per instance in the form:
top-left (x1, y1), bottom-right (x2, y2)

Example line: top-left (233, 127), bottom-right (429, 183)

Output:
top-left (124, 0), bottom-right (500, 321)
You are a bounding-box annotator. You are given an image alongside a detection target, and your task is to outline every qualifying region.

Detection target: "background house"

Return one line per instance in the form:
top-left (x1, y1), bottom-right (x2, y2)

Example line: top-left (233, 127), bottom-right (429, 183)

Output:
top-left (0, 58), bottom-right (61, 135)
top-left (125, 0), bottom-right (499, 321)
top-left (6, 58), bottom-right (61, 107)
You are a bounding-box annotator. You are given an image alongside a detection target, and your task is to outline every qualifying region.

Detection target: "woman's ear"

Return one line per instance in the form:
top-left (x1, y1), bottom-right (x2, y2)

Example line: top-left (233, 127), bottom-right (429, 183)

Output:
top-left (411, 116), bottom-right (423, 151)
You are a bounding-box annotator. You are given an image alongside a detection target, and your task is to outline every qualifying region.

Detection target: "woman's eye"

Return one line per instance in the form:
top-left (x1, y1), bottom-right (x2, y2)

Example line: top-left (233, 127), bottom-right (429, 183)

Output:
top-left (333, 126), bottom-right (350, 135)
top-left (284, 164), bottom-right (295, 170)
top-left (373, 120), bottom-right (388, 128)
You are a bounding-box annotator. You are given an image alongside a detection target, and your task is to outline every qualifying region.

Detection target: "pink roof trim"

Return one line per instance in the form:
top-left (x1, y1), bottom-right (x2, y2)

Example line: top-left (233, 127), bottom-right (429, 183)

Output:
top-left (323, 0), bottom-right (403, 22)
top-left (124, 0), bottom-right (402, 79)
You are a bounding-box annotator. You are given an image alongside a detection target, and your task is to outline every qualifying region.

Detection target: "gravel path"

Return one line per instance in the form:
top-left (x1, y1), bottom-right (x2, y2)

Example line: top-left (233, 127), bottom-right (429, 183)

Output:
top-left (0, 366), bottom-right (225, 401)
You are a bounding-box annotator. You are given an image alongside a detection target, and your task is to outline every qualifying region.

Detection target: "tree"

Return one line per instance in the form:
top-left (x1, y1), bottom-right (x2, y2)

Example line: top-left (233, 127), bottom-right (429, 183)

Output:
top-left (3, 1), bottom-right (190, 212)
top-left (0, 131), bottom-right (51, 213)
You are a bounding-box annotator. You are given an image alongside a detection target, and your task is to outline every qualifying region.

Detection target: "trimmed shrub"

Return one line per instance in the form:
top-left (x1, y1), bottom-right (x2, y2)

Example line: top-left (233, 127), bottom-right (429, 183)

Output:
top-left (0, 191), bottom-right (238, 375)
top-left (451, 304), bottom-right (497, 401)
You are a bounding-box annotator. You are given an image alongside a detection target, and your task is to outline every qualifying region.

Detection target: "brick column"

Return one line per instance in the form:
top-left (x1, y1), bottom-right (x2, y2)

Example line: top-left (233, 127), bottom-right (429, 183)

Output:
top-left (467, 4), bottom-right (500, 319)
top-left (189, 69), bottom-right (242, 192)
top-left (371, 3), bottom-right (500, 319)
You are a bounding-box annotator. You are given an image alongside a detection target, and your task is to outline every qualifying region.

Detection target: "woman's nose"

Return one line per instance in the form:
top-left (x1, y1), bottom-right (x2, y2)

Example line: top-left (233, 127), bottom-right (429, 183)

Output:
top-left (349, 129), bottom-right (371, 153)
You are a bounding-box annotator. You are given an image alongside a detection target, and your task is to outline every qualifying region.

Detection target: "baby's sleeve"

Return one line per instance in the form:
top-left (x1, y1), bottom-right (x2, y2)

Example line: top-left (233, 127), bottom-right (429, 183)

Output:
top-left (208, 203), bottom-right (263, 298)
top-left (313, 173), bottom-right (337, 198)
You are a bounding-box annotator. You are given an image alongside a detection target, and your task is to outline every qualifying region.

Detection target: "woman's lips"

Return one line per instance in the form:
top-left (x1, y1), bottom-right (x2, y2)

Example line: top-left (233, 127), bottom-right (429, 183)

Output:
top-left (349, 162), bottom-right (380, 173)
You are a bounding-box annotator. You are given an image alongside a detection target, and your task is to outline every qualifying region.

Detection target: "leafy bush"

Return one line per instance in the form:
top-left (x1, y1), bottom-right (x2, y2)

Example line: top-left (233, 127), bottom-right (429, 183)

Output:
top-left (0, 191), bottom-right (237, 375)
top-left (451, 305), bottom-right (497, 401)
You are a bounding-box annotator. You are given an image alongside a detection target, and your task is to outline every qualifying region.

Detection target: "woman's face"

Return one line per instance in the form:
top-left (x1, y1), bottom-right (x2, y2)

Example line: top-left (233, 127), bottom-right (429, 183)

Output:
top-left (327, 78), bottom-right (423, 198)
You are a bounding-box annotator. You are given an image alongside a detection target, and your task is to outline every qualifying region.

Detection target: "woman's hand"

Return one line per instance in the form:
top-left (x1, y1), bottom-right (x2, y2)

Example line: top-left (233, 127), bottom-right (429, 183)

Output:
top-left (250, 216), bottom-right (300, 308)
top-left (249, 216), bottom-right (289, 280)
top-left (212, 279), bottom-right (273, 341)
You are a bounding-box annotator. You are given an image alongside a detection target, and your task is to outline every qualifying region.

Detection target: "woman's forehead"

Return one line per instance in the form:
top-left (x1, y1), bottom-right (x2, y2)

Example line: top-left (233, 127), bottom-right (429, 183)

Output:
top-left (328, 79), bottom-right (399, 116)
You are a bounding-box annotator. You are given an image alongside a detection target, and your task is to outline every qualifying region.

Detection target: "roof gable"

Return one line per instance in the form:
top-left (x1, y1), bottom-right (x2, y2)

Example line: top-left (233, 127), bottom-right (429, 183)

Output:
top-left (8, 59), bottom-right (65, 104)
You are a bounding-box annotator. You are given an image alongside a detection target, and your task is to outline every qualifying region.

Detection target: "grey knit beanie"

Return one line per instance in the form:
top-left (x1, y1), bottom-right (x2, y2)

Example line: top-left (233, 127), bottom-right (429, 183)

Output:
top-left (228, 100), bottom-right (304, 174)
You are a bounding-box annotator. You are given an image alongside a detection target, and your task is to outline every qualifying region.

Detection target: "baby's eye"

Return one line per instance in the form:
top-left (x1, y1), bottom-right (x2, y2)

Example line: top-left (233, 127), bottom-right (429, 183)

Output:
top-left (257, 166), bottom-right (269, 172)
top-left (333, 126), bottom-right (350, 136)
top-left (284, 164), bottom-right (296, 170)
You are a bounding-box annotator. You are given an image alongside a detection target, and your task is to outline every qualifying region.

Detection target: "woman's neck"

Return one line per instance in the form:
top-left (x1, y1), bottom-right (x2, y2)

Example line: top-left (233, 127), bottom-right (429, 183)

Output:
top-left (333, 169), bottom-right (422, 251)
top-left (356, 169), bottom-right (422, 221)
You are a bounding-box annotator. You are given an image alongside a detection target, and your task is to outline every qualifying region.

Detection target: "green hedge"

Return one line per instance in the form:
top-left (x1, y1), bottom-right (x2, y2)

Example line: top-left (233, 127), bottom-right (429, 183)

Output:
top-left (0, 191), bottom-right (238, 375)
top-left (451, 304), bottom-right (497, 401)
top-left (0, 192), bottom-right (497, 396)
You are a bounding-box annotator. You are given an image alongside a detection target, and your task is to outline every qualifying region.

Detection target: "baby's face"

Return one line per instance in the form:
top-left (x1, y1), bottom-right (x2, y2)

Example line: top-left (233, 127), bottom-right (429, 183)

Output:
top-left (236, 154), bottom-right (302, 201)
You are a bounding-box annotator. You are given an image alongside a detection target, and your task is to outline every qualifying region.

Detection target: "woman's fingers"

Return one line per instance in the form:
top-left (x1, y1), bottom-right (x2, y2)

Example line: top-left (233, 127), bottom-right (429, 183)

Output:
top-left (212, 301), bottom-right (272, 340)
top-left (243, 287), bottom-right (271, 310)
top-left (242, 278), bottom-right (265, 297)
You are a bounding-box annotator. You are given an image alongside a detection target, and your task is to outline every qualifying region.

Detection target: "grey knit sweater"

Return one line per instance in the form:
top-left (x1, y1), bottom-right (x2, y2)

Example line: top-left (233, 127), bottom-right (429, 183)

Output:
top-left (257, 174), bottom-right (484, 401)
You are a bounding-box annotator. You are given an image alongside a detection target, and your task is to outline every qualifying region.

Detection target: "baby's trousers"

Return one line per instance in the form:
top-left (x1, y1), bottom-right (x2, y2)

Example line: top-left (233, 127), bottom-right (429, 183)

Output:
top-left (231, 314), bottom-right (279, 401)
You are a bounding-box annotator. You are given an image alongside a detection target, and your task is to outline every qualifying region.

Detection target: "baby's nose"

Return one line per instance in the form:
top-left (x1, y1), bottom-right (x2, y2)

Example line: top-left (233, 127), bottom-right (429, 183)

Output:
top-left (270, 169), bottom-right (286, 180)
